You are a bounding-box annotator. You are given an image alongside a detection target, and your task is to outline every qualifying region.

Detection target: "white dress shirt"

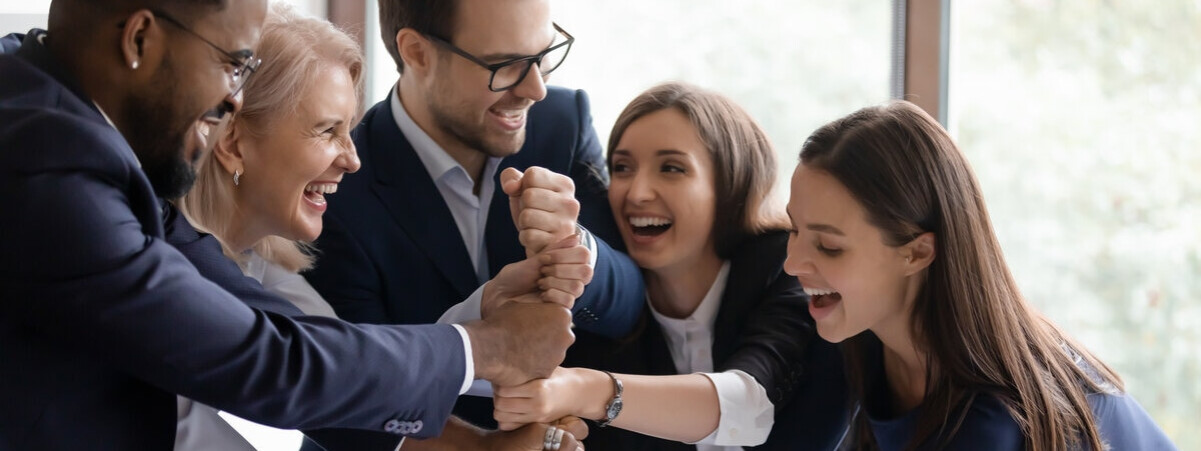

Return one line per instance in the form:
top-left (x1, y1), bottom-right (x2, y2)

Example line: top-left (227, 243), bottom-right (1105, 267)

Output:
top-left (648, 261), bottom-right (776, 449)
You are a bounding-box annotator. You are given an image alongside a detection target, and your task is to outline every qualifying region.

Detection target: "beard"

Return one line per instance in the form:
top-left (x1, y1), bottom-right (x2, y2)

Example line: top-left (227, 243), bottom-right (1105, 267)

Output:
top-left (122, 62), bottom-right (200, 200)
top-left (427, 80), bottom-right (529, 158)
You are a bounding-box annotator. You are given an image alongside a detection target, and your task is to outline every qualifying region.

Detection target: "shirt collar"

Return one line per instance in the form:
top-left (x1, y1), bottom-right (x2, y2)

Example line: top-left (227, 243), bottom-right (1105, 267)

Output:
top-left (389, 83), bottom-right (463, 181)
top-left (649, 261), bottom-right (732, 331)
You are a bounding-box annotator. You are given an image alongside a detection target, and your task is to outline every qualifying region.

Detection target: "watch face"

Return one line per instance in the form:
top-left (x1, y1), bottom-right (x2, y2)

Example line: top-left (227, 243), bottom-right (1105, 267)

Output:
top-left (606, 398), bottom-right (623, 418)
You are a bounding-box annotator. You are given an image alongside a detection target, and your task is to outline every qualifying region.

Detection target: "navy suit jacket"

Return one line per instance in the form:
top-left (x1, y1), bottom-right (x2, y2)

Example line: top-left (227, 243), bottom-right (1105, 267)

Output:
top-left (563, 232), bottom-right (851, 450)
top-left (305, 87), bottom-right (642, 333)
top-left (0, 31), bottom-right (463, 450)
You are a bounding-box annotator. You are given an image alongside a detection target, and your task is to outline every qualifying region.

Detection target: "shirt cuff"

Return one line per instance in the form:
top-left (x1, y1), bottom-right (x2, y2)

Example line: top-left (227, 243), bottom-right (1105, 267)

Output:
top-left (449, 324), bottom-right (475, 395)
top-left (437, 284), bottom-right (485, 324)
top-left (694, 370), bottom-right (775, 446)
top-left (576, 223), bottom-right (598, 270)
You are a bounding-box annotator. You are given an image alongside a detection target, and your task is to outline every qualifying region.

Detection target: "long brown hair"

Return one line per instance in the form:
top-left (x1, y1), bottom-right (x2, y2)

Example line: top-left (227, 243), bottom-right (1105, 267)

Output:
top-left (800, 101), bottom-right (1120, 450)
top-left (607, 82), bottom-right (787, 259)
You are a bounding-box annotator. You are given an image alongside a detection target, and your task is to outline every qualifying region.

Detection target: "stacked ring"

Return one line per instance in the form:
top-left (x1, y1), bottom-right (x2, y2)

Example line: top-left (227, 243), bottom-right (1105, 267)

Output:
top-left (543, 425), bottom-right (559, 451)
top-left (550, 426), bottom-right (566, 451)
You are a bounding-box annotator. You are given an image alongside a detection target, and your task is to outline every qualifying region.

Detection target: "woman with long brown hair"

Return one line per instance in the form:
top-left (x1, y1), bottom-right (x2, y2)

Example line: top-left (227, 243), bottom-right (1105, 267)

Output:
top-left (784, 100), bottom-right (1174, 450)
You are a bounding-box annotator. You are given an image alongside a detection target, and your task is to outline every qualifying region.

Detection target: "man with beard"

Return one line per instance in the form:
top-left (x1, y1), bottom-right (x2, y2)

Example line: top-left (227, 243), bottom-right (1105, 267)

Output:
top-left (303, 0), bottom-right (645, 436)
top-left (0, 1), bottom-right (580, 449)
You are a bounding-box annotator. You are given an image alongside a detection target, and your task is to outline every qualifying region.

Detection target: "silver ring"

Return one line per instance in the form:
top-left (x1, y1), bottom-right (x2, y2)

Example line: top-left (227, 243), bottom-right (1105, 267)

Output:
top-left (551, 426), bottom-right (565, 451)
top-left (543, 425), bottom-right (558, 451)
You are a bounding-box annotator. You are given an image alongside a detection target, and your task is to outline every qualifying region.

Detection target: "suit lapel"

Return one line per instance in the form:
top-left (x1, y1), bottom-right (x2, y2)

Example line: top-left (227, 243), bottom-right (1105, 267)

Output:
top-left (362, 102), bottom-right (479, 297)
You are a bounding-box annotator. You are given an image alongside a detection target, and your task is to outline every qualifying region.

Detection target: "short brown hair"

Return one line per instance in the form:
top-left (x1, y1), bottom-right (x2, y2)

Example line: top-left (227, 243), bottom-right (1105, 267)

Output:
top-left (607, 82), bottom-right (786, 259)
top-left (377, 0), bottom-right (458, 74)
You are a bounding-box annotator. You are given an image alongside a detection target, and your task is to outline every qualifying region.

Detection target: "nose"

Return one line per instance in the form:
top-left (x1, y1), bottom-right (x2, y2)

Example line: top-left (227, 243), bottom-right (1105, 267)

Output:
top-left (213, 89), bottom-right (244, 119)
top-left (626, 169), bottom-right (655, 204)
top-left (509, 64), bottom-right (548, 102)
top-left (336, 141), bottom-right (361, 174)
top-left (783, 233), bottom-right (815, 277)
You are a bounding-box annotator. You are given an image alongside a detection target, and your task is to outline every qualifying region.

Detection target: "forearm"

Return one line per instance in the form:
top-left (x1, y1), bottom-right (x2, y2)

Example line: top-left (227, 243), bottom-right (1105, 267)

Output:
top-left (572, 369), bottom-right (720, 443)
top-left (571, 241), bottom-right (644, 338)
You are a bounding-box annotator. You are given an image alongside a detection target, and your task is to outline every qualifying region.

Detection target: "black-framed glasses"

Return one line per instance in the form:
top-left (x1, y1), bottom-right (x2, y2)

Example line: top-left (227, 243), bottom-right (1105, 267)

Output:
top-left (425, 23), bottom-right (574, 92)
top-left (122, 10), bottom-right (262, 97)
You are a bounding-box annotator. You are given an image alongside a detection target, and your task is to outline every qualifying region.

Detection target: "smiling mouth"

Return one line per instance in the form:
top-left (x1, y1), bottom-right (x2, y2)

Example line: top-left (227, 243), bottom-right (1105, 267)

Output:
top-left (803, 287), bottom-right (842, 308)
top-left (303, 182), bottom-right (337, 206)
top-left (629, 216), bottom-right (672, 237)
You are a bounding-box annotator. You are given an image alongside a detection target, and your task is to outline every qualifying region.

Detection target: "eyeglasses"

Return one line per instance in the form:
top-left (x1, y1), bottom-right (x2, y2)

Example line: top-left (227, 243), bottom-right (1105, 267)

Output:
top-left (124, 10), bottom-right (262, 97)
top-left (425, 23), bottom-right (574, 92)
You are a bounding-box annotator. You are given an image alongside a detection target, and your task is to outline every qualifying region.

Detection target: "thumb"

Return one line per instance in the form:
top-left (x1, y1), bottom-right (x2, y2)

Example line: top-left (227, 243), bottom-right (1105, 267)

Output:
top-left (500, 167), bottom-right (524, 197)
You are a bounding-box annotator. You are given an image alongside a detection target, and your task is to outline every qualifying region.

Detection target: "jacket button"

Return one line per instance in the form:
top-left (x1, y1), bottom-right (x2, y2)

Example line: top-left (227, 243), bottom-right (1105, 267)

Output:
top-left (383, 419), bottom-right (403, 434)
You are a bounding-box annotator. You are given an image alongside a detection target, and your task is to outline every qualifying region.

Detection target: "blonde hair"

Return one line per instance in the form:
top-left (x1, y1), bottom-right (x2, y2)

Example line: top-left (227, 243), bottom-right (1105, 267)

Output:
top-left (179, 2), bottom-right (364, 272)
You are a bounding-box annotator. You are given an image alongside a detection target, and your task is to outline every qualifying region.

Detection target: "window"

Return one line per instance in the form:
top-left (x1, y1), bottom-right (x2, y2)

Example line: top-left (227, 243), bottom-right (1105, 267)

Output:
top-left (366, 0), bottom-right (894, 198)
top-left (949, 1), bottom-right (1200, 447)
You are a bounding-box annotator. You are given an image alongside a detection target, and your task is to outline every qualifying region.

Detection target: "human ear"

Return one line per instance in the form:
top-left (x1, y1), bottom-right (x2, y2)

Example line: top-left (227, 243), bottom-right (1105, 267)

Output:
top-left (211, 122), bottom-right (247, 179)
top-left (396, 28), bottom-right (435, 76)
top-left (903, 232), bottom-right (936, 275)
top-left (118, 10), bottom-right (162, 72)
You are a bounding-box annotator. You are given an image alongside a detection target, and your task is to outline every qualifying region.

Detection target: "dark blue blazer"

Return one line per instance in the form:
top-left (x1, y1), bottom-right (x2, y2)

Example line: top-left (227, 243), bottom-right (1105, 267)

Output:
top-left (305, 87), bottom-right (643, 334)
top-left (0, 31), bottom-right (463, 450)
top-left (563, 232), bottom-right (851, 450)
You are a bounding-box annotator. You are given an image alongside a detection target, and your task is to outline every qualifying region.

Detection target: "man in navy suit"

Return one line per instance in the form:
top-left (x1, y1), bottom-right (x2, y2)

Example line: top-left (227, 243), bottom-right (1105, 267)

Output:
top-left (0, 1), bottom-right (577, 449)
top-left (303, 0), bottom-right (646, 433)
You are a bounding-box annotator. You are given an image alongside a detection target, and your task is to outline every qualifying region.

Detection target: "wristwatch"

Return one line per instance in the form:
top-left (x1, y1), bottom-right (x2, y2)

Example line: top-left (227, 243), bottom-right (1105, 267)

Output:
top-left (598, 371), bottom-right (623, 427)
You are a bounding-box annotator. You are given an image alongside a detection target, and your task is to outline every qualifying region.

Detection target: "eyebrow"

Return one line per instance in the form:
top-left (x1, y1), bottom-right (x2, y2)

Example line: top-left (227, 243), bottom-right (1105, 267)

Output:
top-left (806, 224), bottom-right (846, 236)
top-left (610, 149), bottom-right (690, 158)
top-left (478, 34), bottom-right (558, 62)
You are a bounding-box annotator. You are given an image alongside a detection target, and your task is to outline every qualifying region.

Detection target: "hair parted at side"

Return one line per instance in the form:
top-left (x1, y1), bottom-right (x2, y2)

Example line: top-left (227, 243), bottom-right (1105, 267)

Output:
top-left (608, 82), bottom-right (787, 259)
top-left (179, 2), bottom-right (364, 273)
top-left (799, 100), bottom-right (1121, 451)
top-left (378, 0), bottom-right (458, 74)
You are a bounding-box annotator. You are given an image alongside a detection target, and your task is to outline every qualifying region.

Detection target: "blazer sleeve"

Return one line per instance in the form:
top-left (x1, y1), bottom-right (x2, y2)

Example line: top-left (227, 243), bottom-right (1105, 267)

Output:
top-left (0, 116), bottom-right (463, 439)
top-left (564, 88), bottom-right (645, 339)
top-left (715, 233), bottom-right (822, 411)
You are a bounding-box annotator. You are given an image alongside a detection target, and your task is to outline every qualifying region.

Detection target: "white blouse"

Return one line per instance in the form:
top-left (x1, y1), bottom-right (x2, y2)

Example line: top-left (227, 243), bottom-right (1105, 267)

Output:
top-left (648, 261), bottom-right (776, 450)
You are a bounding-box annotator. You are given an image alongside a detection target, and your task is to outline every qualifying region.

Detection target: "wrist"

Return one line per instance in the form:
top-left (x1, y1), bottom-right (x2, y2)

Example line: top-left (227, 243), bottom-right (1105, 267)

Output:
top-left (574, 368), bottom-right (612, 421)
top-left (463, 321), bottom-right (500, 382)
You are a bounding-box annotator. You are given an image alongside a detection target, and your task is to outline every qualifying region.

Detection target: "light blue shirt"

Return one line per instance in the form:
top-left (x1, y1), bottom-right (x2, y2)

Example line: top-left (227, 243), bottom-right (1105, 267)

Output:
top-left (390, 85), bottom-right (500, 284)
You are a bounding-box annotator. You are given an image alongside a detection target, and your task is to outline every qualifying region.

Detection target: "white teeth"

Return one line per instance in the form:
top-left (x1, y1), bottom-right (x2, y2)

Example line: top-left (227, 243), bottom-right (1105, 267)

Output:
top-left (803, 287), bottom-right (838, 296)
top-left (304, 183), bottom-right (337, 194)
top-left (629, 216), bottom-right (672, 227)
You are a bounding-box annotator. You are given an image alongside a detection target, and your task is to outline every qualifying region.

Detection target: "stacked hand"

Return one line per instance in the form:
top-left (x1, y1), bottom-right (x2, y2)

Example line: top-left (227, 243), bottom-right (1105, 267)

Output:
top-left (494, 367), bottom-right (603, 431)
top-left (502, 167), bottom-right (580, 258)
top-left (481, 417), bottom-right (589, 451)
top-left (482, 234), bottom-right (592, 315)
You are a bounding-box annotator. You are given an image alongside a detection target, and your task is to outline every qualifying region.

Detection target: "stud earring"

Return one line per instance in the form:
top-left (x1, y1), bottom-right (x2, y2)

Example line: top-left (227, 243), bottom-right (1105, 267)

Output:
top-left (233, 169), bottom-right (241, 186)
top-left (131, 60), bottom-right (139, 70)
